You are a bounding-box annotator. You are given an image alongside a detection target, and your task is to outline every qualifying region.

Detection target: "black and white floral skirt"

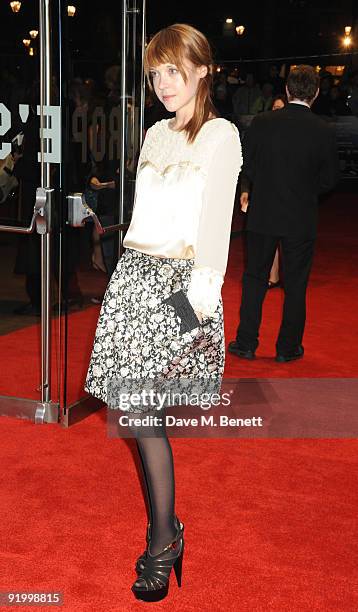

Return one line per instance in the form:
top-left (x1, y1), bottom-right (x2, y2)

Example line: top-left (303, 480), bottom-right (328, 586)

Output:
top-left (84, 248), bottom-right (225, 412)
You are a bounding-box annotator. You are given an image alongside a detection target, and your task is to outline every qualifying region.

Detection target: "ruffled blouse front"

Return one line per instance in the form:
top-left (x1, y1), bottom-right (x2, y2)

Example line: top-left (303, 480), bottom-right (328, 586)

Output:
top-left (123, 118), bottom-right (243, 317)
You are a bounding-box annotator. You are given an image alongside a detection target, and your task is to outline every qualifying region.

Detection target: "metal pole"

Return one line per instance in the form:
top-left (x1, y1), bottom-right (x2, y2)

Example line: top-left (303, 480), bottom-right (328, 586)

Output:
top-left (132, 0), bottom-right (136, 151)
top-left (39, 0), bottom-right (52, 405)
top-left (118, 0), bottom-right (127, 255)
top-left (139, 0), bottom-right (146, 147)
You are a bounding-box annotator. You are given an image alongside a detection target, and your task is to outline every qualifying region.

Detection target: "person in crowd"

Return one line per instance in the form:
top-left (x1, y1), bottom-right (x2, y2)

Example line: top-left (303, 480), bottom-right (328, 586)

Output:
top-left (250, 82), bottom-right (274, 115)
top-left (228, 65), bottom-right (339, 363)
top-left (213, 70), bottom-right (232, 118)
top-left (86, 67), bottom-right (122, 290)
top-left (86, 159), bottom-right (118, 278)
top-left (84, 81), bottom-right (109, 277)
top-left (271, 94), bottom-right (286, 110)
top-left (85, 23), bottom-right (242, 601)
top-left (240, 94), bottom-right (287, 289)
top-left (311, 73), bottom-right (333, 116)
top-left (232, 72), bottom-right (261, 122)
top-left (329, 85), bottom-right (352, 117)
top-left (347, 70), bottom-right (358, 116)
top-left (267, 64), bottom-right (285, 94)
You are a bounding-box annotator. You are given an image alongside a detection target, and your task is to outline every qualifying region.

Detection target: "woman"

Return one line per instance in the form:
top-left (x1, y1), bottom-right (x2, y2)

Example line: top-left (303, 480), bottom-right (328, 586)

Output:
top-left (240, 94), bottom-right (286, 288)
top-left (85, 24), bottom-right (242, 602)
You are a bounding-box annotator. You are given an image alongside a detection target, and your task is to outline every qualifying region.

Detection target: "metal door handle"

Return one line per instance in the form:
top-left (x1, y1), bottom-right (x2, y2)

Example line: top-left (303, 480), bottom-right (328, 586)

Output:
top-left (67, 192), bottom-right (129, 235)
top-left (0, 187), bottom-right (53, 234)
top-left (0, 213), bottom-right (37, 234)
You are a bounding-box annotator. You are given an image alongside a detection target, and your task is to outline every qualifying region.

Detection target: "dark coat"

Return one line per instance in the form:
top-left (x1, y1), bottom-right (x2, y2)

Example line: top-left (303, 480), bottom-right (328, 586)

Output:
top-left (242, 102), bottom-right (340, 237)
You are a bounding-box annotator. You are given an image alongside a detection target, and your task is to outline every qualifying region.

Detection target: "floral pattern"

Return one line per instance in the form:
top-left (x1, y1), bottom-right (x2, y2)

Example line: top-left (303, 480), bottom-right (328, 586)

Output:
top-left (85, 248), bottom-right (225, 412)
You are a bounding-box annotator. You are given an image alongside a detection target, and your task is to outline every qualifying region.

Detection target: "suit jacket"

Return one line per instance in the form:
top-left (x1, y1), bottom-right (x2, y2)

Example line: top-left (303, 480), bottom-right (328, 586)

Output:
top-left (242, 102), bottom-right (340, 237)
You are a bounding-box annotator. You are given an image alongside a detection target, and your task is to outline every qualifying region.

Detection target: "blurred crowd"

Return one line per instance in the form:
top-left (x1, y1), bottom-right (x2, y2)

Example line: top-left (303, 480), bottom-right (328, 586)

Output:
top-left (211, 64), bottom-right (358, 131)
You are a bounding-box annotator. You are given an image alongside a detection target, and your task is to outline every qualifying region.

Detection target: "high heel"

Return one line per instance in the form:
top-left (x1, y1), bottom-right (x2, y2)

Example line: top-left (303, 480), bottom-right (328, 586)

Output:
top-left (131, 522), bottom-right (184, 602)
top-left (173, 543), bottom-right (183, 587)
top-left (135, 514), bottom-right (183, 574)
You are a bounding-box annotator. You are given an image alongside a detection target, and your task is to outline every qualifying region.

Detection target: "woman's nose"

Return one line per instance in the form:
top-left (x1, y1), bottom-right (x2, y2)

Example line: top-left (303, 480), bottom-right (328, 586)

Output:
top-left (158, 74), bottom-right (169, 90)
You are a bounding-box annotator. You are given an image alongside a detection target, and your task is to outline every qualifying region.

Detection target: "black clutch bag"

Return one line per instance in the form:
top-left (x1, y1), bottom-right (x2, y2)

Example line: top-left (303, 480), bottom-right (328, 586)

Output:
top-left (163, 290), bottom-right (201, 335)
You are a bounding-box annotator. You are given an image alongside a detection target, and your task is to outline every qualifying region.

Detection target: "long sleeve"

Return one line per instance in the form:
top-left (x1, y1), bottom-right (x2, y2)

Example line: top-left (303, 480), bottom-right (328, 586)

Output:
top-left (186, 125), bottom-right (243, 317)
top-left (240, 173), bottom-right (251, 194)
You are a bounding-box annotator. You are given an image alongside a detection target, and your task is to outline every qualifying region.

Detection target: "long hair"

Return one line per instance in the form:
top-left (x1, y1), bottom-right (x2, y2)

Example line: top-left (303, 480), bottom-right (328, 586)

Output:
top-left (144, 23), bottom-right (217, 143)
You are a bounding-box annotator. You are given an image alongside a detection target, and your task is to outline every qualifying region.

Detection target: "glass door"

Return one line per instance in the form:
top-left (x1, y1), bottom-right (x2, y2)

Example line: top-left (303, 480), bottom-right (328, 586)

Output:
top-left (0, 0), bottom-right (145, 426)
top-left (0, 0), bottom-right (61, 424)
top-left (59, 0), bottom-right (146, 425)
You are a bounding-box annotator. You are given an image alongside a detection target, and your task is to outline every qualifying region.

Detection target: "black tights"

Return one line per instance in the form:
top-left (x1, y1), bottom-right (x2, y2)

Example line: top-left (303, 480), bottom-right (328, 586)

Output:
top-left (131, 409), bottom-right (177, 556)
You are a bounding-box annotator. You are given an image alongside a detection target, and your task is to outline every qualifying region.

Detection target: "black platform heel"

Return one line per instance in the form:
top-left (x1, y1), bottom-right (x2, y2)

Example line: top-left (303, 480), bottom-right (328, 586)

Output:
top-left (131, 523), bottom-right (184, 602)
top-left (135, 514), bottom-right (183, 574)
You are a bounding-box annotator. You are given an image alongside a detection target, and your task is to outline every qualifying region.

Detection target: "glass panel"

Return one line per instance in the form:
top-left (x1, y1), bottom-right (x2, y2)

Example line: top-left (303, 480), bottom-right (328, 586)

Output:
top-left (60, 0), bottom-right (145, 410)
top-left (0, 1), bottom-right (64, 414)
top-left (0, 3), bottom-right (44, 401)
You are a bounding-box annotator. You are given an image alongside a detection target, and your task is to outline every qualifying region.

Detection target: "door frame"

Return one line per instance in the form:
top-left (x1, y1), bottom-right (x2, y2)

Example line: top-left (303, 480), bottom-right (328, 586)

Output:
top-left (61, 0), bottom-right (146, 427)
top-left (0, 0), bottom-right (146, 427)
top-left (0, 0), bottom-right (59, 425)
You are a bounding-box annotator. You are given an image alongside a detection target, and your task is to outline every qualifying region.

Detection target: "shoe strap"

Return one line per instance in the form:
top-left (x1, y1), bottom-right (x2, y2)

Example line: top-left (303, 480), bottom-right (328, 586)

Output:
top-left (147, 523), bottom-right (184, 559)
top-left (146, 514), bottom-right (183, 541)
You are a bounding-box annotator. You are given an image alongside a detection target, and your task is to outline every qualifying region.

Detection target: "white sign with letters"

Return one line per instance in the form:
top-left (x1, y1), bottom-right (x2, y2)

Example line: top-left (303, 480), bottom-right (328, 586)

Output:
top-left (0, 103), bottom-right (61, 163)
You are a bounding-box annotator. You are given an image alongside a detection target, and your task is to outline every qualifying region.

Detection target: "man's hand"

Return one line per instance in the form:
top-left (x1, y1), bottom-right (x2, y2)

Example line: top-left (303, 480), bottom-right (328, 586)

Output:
top-left (240, 191), bottom-right (249, 213)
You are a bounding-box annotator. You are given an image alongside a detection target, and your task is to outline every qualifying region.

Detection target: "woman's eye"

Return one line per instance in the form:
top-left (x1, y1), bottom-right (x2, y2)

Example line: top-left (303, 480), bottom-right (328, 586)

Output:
top-left (169, 68), bottom-right (178, 74)
top-left (149, 71), bottom-right (158, 78)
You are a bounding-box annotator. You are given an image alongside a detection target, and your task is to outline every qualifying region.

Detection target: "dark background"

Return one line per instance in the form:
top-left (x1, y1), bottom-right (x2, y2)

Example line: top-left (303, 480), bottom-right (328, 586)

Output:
top-left (1, 0), bottom-right (357, 63)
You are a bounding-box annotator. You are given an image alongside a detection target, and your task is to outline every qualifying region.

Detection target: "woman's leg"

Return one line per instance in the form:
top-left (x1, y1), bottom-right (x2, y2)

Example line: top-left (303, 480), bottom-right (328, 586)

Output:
top-left (91, 225), bottom-right (107, 273)
top-left (136, 440), bottom-right (153, 529)
top-left (269, 247), bottom-right (280, 283)
top-left (130, 409), bottom-right (177, 556)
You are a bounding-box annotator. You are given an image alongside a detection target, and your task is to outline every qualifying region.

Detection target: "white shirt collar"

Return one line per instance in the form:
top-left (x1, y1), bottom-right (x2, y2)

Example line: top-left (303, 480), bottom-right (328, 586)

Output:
top-left (289, 99), bottom-right (310, 108)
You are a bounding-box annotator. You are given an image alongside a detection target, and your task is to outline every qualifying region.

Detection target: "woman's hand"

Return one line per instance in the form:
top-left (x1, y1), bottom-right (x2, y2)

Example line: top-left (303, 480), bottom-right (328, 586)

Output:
top-left (89, 177), bottom-right (103, 190)
top-left (194, 311), bottom-right (203, 324)
top-left (90, 177), bottom-right (116, 190)
top-left (240, 191), bottom-right (249, 213)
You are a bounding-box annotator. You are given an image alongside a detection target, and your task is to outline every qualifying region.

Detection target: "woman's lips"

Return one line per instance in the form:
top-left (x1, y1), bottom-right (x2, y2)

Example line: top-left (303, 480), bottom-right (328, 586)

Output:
top-left (163, 95), bottom-right (175, 101)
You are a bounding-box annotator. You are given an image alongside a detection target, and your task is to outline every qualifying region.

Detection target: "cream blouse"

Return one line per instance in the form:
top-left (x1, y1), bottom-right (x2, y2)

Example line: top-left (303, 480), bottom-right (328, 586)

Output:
top-left (123, 117), bottom-right (243, 317)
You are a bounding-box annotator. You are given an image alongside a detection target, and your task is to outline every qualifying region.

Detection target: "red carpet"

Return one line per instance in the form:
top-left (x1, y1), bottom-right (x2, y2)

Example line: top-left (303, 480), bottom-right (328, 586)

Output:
top-left (1, 416), bottom-right (357, 611)
top-left (1, 194), bottom-right (357, 610)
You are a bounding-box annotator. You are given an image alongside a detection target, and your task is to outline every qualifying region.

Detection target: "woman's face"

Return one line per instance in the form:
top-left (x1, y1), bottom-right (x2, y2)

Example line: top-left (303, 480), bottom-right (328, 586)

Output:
top-left (272, 98), bottom-right (285, 111)
top-left (149, 59), bottom-right (207, 115)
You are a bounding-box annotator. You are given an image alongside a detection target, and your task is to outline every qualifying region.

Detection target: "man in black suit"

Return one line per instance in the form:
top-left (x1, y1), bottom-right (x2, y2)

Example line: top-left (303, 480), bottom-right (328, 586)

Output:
top-left (228, 65), bottom-right (340, 362)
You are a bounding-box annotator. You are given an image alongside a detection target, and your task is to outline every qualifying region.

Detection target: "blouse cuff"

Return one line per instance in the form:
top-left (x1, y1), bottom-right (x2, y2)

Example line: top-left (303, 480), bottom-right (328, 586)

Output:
top-left (186, 267), bottom-right (224, 318)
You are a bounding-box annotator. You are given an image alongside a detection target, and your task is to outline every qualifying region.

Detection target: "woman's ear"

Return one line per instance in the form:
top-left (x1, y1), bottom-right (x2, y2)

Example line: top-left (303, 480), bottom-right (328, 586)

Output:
top-left (198, 65), bottom-right (208, 79)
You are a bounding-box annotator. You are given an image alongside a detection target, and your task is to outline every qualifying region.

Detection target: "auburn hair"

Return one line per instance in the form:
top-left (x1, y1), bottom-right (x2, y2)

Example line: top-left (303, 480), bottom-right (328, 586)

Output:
top-left (144, 23), bottom-right (218, 143)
